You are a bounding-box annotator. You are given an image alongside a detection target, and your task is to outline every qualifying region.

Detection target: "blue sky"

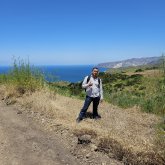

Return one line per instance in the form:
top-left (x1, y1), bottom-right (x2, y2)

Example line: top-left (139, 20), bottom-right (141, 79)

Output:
top-left (0, 0), bottom-right (165, 65)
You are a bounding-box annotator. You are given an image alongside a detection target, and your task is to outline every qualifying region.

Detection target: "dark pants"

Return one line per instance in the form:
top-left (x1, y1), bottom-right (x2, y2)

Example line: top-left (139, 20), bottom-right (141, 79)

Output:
top-left (79, 96), bottom-right (100, 119)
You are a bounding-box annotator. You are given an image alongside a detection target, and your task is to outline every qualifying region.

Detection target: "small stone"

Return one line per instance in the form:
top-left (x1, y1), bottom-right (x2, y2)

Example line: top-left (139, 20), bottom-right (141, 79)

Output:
top-left (5, 99), bottom-right (16, 105)
top-left (17, 110), bottom-right (22, 114)
top-left (90, 144), bottom-right (98, 151)
top-left (41, 118), bottom-right (45, 123)
top-left (86, 153), bottom-right (91, 159)
top-left (78, 135), bottom-right (92, 144)
top-left (102, 163), bottom-right (106, 165)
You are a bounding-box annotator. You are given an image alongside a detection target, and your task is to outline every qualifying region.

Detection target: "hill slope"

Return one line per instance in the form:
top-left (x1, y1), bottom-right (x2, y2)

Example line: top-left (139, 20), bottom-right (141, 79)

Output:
top-left (0, 86), bottom-right (164, 164)
top-left (98, 56), bottom-right (161, 68)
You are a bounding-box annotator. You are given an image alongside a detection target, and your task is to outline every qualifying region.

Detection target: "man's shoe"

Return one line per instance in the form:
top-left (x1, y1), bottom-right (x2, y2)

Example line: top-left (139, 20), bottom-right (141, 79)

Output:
top-left (76, 117), bottom-right (82, 123)
top-left (93, 115), bottom-right (101, 120)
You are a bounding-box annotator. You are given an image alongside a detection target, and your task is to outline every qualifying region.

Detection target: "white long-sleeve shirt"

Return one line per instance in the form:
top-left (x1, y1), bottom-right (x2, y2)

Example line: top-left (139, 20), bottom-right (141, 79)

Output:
top-left (82, 75), bottom-right (103, 100)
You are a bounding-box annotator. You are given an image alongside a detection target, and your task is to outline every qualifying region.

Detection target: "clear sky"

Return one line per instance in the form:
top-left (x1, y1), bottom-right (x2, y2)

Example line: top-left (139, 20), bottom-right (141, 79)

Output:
top-left (0, 0), bottom-right (165, 65)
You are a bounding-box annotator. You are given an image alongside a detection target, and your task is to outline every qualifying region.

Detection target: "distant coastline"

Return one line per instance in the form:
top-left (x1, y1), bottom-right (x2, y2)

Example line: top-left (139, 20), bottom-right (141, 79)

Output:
top-left (98, 56), bottom-right (161, 68)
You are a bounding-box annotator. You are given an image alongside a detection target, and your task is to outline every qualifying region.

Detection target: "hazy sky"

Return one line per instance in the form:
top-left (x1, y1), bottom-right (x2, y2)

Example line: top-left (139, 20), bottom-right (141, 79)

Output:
top-left (0, 0), bottom-right (165, 65)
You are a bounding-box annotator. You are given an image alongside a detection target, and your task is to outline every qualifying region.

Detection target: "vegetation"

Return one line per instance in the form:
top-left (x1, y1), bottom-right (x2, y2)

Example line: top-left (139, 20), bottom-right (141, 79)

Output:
top-left (50, 57), bottom-right (165, 118)
top-left (2, 57), bottom-right (164, 116)
top-left (0, 57), bottom-right (164, 164)
top-left (0, 58), bottom-right (45, 94)
top-left (48, 56), bottom-right (165, 149)
top-left (1, 57), bottom-right (164, 117)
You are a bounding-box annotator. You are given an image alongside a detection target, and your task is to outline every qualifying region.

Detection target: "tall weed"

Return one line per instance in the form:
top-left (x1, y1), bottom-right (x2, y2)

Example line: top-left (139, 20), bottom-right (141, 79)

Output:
top-left (0, 58), bottom-right (45, 93)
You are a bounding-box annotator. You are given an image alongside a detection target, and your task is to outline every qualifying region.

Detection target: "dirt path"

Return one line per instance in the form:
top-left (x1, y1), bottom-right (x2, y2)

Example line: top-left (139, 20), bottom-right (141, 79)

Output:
top-left (0, 101), bottom-right (80, 165)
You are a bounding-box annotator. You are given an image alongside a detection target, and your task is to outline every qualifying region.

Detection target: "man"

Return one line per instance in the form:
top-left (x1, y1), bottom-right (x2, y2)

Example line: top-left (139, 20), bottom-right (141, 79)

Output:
top-left (76, 67), bottom-right (103, 123)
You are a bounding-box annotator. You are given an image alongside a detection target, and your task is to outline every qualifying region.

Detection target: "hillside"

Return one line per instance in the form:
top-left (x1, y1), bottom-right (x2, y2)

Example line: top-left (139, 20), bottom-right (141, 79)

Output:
top-left (0, 85), bottom-right (164, 164)
top-left (97, 56), bottom-right (161, 68)
top-left (0, 60), bottom-right (165, 164)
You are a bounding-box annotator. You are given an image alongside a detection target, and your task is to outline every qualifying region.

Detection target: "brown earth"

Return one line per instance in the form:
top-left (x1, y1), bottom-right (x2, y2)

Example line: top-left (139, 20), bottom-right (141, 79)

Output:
top-left (0, 100), bottom-right (122, 165)
top-left (0, 101), bottom-right (80, 165)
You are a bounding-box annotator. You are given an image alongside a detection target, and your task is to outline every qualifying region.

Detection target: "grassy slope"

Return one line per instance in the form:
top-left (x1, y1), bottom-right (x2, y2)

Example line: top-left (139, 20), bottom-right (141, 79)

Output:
top-left (0, 85), bottom-right (164, 164)
top-left (55, 65), bottom-right (165, 116)
top-left (0, 61), bottom-right (165, 164)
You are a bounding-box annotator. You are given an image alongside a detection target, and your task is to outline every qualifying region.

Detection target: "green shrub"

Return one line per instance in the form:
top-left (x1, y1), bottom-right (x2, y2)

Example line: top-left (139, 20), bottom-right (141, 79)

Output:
top-left (135, 68), bottom-right (143, 72)
top-left (106, 91), bottom-right (143, 108)
top-left (1, 58), bottom-right (45, 93)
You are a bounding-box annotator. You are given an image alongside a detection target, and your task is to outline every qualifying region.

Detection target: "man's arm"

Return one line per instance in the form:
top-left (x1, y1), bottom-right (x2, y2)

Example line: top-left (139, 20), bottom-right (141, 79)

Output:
top-left (82, 76), bottom-right (90, 89)
top-left (100, 79), bottom-right (103, 100)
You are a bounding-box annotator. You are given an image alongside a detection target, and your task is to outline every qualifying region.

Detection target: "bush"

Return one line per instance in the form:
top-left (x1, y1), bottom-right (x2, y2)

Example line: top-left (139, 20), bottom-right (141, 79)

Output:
top-left (107, 91), bottom-right (143, 108)
top-left (0, 58), bottom-right (45, 93)
top-left (135, 68), bottom-right (143, 72)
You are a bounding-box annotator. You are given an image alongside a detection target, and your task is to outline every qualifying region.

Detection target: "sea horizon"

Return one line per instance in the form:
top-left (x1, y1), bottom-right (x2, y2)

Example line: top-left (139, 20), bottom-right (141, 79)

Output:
top-left (0, 65), bottom-right (107, 83)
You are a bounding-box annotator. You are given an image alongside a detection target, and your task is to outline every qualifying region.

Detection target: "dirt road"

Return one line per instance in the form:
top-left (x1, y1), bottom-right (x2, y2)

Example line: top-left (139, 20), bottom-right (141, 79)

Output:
top-left (0, 101), bottom-right (80, 165)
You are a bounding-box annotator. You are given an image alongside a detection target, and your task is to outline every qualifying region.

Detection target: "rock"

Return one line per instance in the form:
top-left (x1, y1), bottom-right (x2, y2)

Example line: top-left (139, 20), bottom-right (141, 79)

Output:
top-left (17, 110), bottom-right (22, 114)
top-left (102, 163), bottom-right (106, 165)
top-left (5, 99), bottom-right (16, 105)
top-left (41, 118), bottom-right (45, 123)
top-left (78, 135), bottom-right (91, 144)
top-left (90, 144), bottom-right (98, 151)
top-left (85, 153), bottom-right (91, 159)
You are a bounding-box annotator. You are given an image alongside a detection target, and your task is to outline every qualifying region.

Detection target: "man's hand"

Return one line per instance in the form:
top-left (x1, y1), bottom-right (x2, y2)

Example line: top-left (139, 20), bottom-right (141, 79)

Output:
top-left (88, 82), bottom-right (93, 87)
top-left (100, 99), bottom-right (103, 103)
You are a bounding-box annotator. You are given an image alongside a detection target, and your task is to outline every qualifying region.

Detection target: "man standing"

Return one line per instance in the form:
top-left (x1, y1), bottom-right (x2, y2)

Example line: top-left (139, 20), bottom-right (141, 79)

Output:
top-left (76, 67), bottom-right (103, 123)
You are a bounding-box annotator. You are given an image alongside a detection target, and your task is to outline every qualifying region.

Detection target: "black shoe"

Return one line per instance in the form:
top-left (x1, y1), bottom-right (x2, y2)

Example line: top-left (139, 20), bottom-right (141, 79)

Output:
top-left (93, 115), bottom-right (101, 120)
top-left (76, 117), bottom-right (83, 123)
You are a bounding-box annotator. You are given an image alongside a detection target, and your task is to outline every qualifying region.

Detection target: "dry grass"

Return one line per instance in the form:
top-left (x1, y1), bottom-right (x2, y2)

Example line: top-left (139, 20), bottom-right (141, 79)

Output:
top-left (0, 84), bottom-right (21, 101)
top-left (126, 69), bottom-right (162, 78)
top-left (0, 85), bottom-right (164, 164)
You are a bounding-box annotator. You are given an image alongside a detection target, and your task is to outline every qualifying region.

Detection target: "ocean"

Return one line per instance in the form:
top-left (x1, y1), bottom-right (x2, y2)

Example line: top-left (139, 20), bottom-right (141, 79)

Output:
top-left (0, 65), bottom-right (107, 83)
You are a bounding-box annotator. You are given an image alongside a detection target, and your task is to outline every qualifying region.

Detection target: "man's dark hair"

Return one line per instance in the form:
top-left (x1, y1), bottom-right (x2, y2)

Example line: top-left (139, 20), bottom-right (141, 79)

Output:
top-left (92, 67), bottom-right (99, 71)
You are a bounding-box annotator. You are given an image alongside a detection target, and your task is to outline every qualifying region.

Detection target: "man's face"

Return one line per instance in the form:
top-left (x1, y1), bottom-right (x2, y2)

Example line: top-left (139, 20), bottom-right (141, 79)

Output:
top-left (92, 69), bottom-right (99, 77)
